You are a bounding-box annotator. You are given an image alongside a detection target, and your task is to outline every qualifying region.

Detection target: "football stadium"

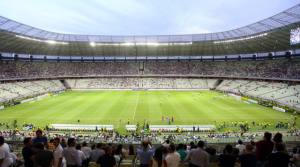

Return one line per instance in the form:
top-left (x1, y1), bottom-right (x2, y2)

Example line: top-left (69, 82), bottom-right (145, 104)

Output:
top-left (0, 1), bottom-right (300, 167)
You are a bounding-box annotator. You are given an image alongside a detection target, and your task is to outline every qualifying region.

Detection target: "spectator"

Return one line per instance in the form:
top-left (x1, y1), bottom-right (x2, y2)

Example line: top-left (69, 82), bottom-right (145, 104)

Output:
top-left (153, 146), bottom-right (163, 167)
top-left (162, 139), bottom-right (170, 148)
top-left (176, 143), bottom-right (187, 161)
top-left (60, 138), bottom-right (67, 148)
top-left (97, 146), bottom-right (116, 167)
top-left (8, 149), bottom-right (18, 167)
top-left (189, 141), bottom-right (197, 150)
top-left (205, 147), bottom-right (218, 163)
top-left (47, 139), bottom-right (55, 151)
top-left (219, 144), bottom-right (236, 167)
top-left (290, 146), bottom-right (300, 167)
top-left (76, 144), bottom-right (86, 167)
top-left (136, 141), bottom-right (154, 167)
top-left (114, 144), bottom-right (124, 166)
top-left (267, 143), bottom-right (290, 167)
top-left (239, 144), bottom-right (256, 167)
top-left (63, 138), bottom-right (81, 167)
top-left (235, 139), bottom-right (246, 155)
top-left (185, 140), bottom-right (209, 167)
top-left (164, 143), bottom-right (180, 167)
top-left (273, 132), bottom-right (283, 144)
top-left (250, 140), bottom-right (256, 152)
top-left (0, 136), bottom-right (12, 167)
top-left (128, 144), bottom-right (135, 156)
top-left (81, 142), bottom-right (91, 167)
top-left (22, 137), bottom-right (34, 167)
top-left (32, 129), bottom-right (47, 145)
top-left (53, 138), bottom-right (63, 167)
top-left (256, 132), bottom-right (274, 167)
top-left (32, 142), bottom-right (54, 167)
top-left (90, 143), bottom-right (105, 162)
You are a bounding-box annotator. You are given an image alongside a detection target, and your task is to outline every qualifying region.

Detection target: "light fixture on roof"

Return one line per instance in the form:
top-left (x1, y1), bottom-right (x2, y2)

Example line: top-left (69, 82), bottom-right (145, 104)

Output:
top-left (46, 40), bottom-right (57, 44)
top-left (90, 42), bottom-right (96, 47)
top-left (88, 42), bottom-right (192, 47)
top-left (121, 42), bottom-right (135, 46)
top-left (171, 42), bottom-right (193, 45)
top-left (213, 33), bottom-right (268, 44)
top-left (134, 42), bottom-right (167, 46)
top-left (15, 35), bottom-right (68, 45)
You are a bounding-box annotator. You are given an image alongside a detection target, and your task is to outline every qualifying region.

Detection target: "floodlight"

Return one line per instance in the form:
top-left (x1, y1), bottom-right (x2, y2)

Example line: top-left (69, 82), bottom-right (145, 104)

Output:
top-left (90, 42), bottom-right (96, 47)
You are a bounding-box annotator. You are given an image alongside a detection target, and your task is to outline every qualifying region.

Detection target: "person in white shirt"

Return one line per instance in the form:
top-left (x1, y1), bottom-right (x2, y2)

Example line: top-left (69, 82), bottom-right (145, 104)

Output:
top-left (62, 138), bottom-right (81, 167)
top-left (81, 142), bottom-right (92, 167)
top-left (162, 139), bottom-right (170, 148)
top-left (1, 144), bottom-right (10, 155)
top-left (185, 141), bottom-right (209, 167)
top-left (53, 138), bottom-right (63, 167)
top-left (164, 143), bottom-right (181, 167)
top-left (76, 144), bottom-right (86, 167)
top-left (0, 136), bottom-right (13, 167)
top-left (235, 139), bottom-right (246, 155)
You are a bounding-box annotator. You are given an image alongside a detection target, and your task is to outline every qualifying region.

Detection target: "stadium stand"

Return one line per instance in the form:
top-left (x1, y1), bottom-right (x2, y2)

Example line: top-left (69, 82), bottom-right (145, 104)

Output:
top-left (66, 78), bottom-right (215, 90)
top-left (0, 59), bottom-right (300, 79)
top-left (216, 80), bottom-right (300, 109)
top-left (0, 58), bottom-right (299, 110)
top-left (1, 77), bottom-right (299, 110)
top-left (0, 80), bottom-right (65, 102)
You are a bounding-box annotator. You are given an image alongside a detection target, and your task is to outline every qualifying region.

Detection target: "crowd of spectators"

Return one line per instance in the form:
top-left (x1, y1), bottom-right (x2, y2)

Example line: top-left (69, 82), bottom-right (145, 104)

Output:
top-left (1, 127), bottom-right (300, 146)
top-left (0, 59), bottom-right (300, 80)
top-left (66, 78), bottom-right (211, 89)
top-left (0, 131), bottom-right (300, 167)
top-left (0, 61), bottom-right (139, 79)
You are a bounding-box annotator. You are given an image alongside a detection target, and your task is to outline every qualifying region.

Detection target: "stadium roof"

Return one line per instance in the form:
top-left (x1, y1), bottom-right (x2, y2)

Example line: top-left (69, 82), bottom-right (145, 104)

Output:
top-left (0, 4), bottom-right (299, 56)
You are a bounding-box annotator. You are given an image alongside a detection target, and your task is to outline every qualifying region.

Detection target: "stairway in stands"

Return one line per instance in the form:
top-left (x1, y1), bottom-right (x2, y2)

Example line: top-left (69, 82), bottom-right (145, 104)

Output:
top-left (139, 62), bottom-right (144, 75)
top-left (213, 79), bottom-right (223, 89)
top-left (60, 80), bottom-right (70, 89)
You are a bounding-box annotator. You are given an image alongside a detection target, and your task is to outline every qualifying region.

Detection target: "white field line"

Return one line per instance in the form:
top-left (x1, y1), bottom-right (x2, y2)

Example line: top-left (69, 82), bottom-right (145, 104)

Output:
top-left (132, 92), bottom-right (140, 120)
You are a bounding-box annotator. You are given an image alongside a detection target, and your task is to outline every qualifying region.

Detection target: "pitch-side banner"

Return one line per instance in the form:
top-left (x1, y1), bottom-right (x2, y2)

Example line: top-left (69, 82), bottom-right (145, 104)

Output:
top-left (273, 106), bottom-right (285, 112)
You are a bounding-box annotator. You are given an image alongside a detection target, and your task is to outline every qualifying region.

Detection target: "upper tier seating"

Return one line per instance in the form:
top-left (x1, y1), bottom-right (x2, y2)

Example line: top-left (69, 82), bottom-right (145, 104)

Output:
top-left (1, 59), bottom-right (299, 79)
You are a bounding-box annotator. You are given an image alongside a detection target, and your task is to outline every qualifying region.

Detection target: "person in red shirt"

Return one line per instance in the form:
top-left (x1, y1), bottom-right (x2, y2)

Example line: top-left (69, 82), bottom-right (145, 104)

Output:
top-left (255, 132), bottom-right (274, 167)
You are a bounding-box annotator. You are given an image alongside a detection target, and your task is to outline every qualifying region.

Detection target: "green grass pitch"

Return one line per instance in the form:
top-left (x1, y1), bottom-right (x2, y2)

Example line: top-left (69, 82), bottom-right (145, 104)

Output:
top-left (0, 90), bottom-right (298, 131)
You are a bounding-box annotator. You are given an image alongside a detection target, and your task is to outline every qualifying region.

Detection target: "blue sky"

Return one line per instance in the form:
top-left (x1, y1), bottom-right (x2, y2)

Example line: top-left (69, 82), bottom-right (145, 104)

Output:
top-left (0, 0), bottom-right (298, 35)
